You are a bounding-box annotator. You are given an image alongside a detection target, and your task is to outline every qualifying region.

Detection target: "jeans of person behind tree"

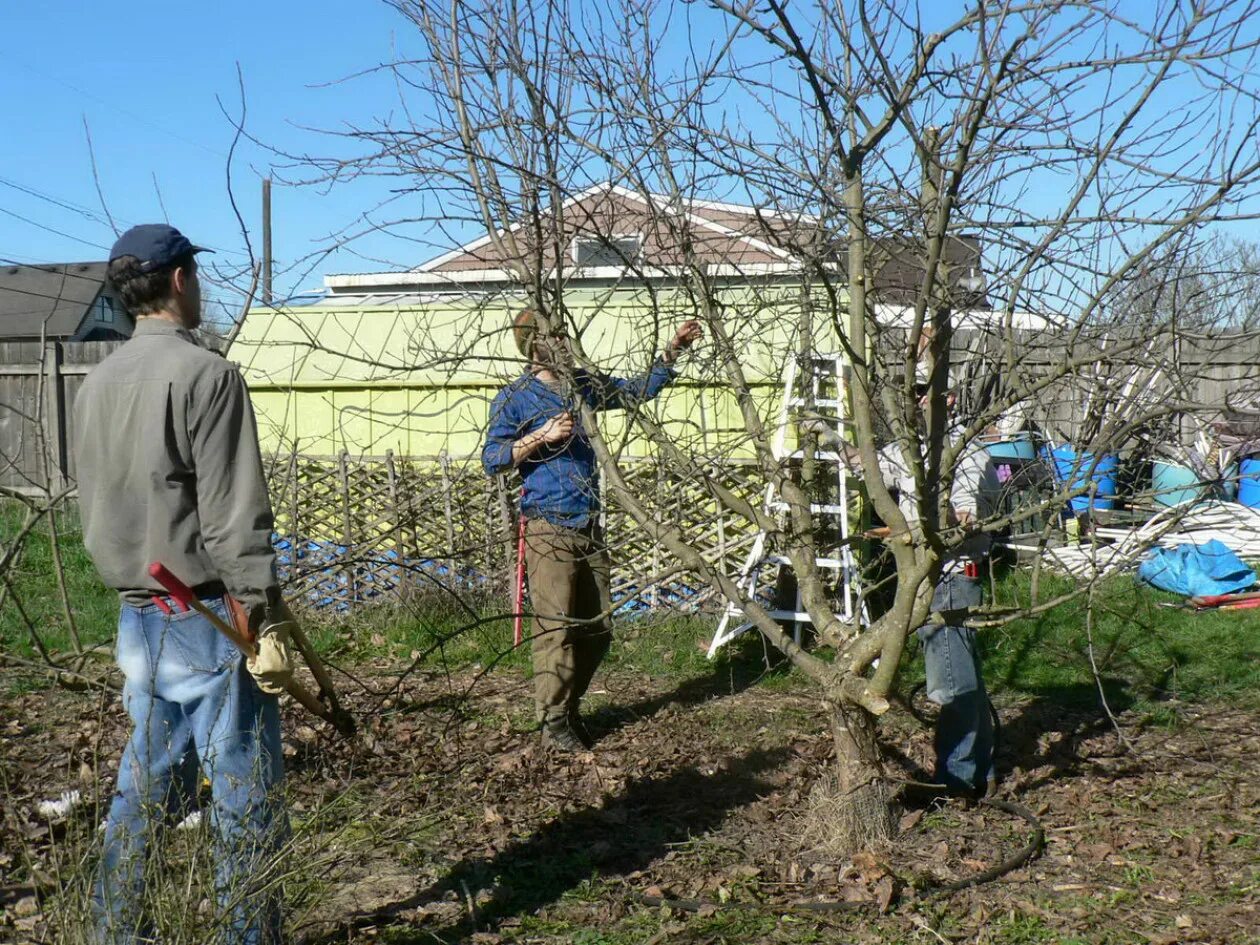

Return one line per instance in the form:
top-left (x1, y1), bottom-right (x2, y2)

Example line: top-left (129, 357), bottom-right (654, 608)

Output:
top-left (916, 573), bottom-right (995, 795)
top-left (93, 597), bottom-right (287, 945)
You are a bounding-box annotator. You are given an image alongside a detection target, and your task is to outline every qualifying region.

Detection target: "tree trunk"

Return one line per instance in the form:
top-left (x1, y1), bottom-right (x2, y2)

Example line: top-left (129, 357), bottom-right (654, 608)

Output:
top-left (803, 698), bottom-right (894, 854)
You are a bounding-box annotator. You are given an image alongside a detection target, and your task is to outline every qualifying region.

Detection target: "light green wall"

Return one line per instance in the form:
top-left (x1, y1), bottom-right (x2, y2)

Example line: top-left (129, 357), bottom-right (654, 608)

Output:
top-left (231, 281), bottom-right (848, 459)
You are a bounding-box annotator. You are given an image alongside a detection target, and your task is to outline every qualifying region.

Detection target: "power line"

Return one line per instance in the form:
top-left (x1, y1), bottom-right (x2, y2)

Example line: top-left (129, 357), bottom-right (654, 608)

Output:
top-left (8, 55), bottom-right (229, 161)
top-left (0, 176), bottom-right (133, 230)
top-left (0, 176), bottom-right (251, 260)
top-left (0, 266), bottom-right (242, 314)
top-left (0, 263), bottom-right (108, 312)
top-left (0, 259), bottom-right (254, 303)
top-left (0, 208), bottom-right (110, 251)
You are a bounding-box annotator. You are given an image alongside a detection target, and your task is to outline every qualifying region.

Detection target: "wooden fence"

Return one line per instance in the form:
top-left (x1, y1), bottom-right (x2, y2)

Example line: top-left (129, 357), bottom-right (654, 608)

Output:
top-left (264, 329), bottom-right (1260, 611)
top-left (948, 329), bottom-right (1260, 445)
top-left (0, 341), bottom-right (124, 494)
top-left (10, 330), bottom-right (1260, 613)
top-left (265, 450), bottom-right (765, 612)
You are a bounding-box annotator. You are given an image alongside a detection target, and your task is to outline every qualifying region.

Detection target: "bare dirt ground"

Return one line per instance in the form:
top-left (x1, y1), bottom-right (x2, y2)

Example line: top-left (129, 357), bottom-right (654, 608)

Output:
top-left (2, 662), bottom-right (1257, 944)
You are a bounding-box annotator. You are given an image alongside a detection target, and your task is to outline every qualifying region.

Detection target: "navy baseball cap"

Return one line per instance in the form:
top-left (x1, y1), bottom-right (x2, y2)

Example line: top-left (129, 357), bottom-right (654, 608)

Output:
top-left (108, 224), bottom-right (212, 272)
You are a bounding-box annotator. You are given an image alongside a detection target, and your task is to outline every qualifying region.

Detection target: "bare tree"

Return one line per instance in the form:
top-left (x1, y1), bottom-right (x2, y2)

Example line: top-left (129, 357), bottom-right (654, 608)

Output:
top-left (293, 0), bottom-right (1260, 846)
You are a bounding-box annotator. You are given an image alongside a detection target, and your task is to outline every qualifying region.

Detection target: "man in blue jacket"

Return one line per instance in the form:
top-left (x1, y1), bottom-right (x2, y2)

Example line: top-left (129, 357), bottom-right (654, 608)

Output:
top-left (482, 309), bottom-right (701, 751)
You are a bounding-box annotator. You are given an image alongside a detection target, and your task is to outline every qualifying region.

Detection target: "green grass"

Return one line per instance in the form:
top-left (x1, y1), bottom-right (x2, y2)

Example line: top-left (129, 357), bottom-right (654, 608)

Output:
top-left (0, 501), bottom-right (117, 659)
top-left (3, 498), bottom-right (1258, 716)
top-left (979, 570), bottom-right (1260, 710)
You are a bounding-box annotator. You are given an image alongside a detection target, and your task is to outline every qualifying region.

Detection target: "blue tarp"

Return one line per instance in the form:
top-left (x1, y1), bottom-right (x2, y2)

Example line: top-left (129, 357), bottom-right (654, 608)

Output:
top-left (272, 534), bottom-right (708, 614)
top-left (272, 536), bottom-right (477, 612)
top-left (1137, 539), bottom-right (1257, 597)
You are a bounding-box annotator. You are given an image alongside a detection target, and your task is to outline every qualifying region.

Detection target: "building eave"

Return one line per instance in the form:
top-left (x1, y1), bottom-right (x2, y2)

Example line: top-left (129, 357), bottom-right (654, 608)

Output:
top-left (324, 261), bottom-right (822, 293)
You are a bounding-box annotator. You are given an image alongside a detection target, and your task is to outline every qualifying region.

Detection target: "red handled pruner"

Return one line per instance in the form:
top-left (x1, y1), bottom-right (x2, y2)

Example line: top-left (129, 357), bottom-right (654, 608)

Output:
top-left (148, 562), bottom-right (354, 736)
top-left (513, 495), bottom-right (527, 647)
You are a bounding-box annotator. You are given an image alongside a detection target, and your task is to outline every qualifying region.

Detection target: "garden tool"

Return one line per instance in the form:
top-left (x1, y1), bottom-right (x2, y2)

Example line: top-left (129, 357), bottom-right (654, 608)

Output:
top-left (148, 562), bottom-right (355, 736)
top-left (1189, 590), bottom-right (1260, 609)
top-left (513, 490), bottom-right (527, 646)
top-left (1218, 596), bottom-right (1260, 612)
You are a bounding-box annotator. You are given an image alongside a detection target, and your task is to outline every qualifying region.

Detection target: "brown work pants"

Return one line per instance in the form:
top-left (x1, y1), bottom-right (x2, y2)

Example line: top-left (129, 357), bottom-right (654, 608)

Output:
top-left (524, 517), bottom-right (612, 724)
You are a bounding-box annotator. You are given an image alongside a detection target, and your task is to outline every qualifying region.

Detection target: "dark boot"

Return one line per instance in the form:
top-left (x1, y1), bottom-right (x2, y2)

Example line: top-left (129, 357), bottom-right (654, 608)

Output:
top-left (541, 714), bottom-right (586, 752)
top-left (567, 707), bottom-right (595, 748)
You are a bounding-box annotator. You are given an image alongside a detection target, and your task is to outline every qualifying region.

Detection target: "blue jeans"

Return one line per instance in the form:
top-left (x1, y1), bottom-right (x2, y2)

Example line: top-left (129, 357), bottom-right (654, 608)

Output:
top-left (917, 617), bottom-right (995, 796)
top-left (93, 598), bottom-right (286, 944)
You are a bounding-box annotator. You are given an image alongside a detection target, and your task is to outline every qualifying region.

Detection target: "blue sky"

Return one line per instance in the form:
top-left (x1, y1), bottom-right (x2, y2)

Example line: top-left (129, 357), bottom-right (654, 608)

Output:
top-left (0, 1), bottom-right (747, 317)
top-left (1, 1), bottom-right (422, 311)
top-left (0, 1), bottom-right (747, 316)
top-left (3, 1), bottom-right (1257, 324)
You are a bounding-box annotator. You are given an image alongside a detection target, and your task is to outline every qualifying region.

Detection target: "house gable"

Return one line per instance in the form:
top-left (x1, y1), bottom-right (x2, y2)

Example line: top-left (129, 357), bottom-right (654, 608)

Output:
top-left (0, 261), bottom-right (132, 341)
top-left (416, 184), bottom-right (803, 275)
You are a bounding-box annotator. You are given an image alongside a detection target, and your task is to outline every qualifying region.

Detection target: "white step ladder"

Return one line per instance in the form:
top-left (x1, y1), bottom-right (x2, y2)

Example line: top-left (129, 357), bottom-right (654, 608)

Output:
top-left (707, 353), bottom-right (865, 658)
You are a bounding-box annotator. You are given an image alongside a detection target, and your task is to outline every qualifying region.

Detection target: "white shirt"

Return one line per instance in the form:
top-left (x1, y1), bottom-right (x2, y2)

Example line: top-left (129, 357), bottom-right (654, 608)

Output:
top-left (867, 431), bottom-right (995, 570)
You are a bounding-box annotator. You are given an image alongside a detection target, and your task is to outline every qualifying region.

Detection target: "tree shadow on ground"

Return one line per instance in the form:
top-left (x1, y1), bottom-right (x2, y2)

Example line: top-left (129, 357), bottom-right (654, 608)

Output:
top-left (299, 744), bottom-right (791, 944)
top-left (882, 676), bottom-right (1138, 800)
top-left (588, 636), bottom-right (792, 741)
top-left (993, 680), bottom-right (1137, 791)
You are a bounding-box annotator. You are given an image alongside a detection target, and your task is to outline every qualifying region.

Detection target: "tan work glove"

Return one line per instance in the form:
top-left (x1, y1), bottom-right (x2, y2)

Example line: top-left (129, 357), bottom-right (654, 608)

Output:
top-left (246, 597), bottom-right (296, 696)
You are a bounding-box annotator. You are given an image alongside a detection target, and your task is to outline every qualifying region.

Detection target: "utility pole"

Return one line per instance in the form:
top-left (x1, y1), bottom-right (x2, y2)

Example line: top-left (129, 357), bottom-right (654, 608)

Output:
top-left (262, 177), bottom-right (273, 306)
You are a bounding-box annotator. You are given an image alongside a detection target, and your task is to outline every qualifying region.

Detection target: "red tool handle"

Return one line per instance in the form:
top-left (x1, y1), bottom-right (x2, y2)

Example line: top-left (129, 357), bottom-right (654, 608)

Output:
top-left (146, 560), bottom-right (355, 737)
top-left (513, 502), bottom-right (527, 647)
top-left (1191, 590), bottom-right (1260, 608)
top-left (151, 595), bottom-right (174, 616)
top-left (148, 562), bottom-right (197, 613)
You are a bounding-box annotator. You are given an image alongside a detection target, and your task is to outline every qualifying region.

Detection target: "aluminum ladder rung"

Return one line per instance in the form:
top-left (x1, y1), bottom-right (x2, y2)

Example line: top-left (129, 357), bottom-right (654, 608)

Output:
top-left (770, 501), bottom-right (848, 514)
top-left (710, 351), bottom-right (864, 659)
top-left (788, 398), bottom-right (848, 410)
top-left (763, 554), bottom-right (848, 568)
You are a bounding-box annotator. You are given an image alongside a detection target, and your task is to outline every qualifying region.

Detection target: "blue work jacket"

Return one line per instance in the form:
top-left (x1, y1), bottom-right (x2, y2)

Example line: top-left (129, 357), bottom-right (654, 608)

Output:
top-left (481, 362), bottom-right (675, 527)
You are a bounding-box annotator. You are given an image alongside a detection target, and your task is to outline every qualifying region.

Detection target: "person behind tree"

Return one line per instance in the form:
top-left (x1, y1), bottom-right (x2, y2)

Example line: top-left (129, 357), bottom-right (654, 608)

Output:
top-left (825, 389), bottom-right (997, 796)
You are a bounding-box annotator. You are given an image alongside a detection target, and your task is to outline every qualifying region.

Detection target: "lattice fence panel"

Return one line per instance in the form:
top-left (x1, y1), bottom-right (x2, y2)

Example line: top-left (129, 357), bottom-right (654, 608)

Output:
top-left (265, 451), bottom-right (763, 613)
top-left (604, 459), bottom-right (763, 613)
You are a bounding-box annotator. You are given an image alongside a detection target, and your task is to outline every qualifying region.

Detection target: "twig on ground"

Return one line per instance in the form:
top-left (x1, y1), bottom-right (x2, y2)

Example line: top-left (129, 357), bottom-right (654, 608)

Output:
top-left (0, 651), bottom-right (119, 692)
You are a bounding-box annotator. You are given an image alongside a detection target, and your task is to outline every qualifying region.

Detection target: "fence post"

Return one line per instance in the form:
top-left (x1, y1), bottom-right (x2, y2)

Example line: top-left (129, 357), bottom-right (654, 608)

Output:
top-left (288, 452), bottom-right (300, 543)
top-left (43, 341), bottom-right (69, 490)
top-left (283, 451), bottom-right (301, 601)
top-left (495, 473), bottom-right (515, 595)
top-left (338, 450), bottom-right (356, 605)
top-left (438, 450), bottom-right (457, 583)
top-left (650, 460), bottom-right (662, 609)
top-left (385, 449), bottom-right (404, 595)
top-left (715, 460), bottom-right (729, 585)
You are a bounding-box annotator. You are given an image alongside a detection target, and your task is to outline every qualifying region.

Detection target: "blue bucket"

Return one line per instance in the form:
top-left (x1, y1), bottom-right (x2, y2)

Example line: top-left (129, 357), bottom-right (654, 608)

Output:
top-left (1151, 461), bottom-right (1208, 507)
top-left (1045, 445), bottom-right (1119, 512)
top-left (1238, 457), bottom-right (1260, 508)
top-left (986, 435), bottom-right (1036, 460)
top-left (1223, 461), bottom-right (1239, 500)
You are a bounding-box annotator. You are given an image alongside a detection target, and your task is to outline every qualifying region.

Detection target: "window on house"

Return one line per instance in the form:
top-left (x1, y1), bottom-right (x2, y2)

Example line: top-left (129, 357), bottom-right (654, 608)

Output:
top-left (571, 235), bottom-right (642, 268)
top-left (98, 296), bottom-right (114, 323)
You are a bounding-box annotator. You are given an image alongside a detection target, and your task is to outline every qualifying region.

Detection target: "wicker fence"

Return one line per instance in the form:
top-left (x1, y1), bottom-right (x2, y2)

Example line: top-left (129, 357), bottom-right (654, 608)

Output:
top-left (266, 451), bottom-right (765, 613)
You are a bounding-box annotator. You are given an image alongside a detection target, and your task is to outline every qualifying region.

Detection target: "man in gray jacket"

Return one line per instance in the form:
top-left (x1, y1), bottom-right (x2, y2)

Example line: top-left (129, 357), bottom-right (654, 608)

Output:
top-left (75, 224), bottom-right (293, 944)
top-left (818, 391), bottom-right (997, 797)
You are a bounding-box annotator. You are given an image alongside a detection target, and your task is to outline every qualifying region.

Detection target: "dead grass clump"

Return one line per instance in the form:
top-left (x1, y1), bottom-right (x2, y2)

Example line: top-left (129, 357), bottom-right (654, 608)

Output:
top-left (796, 770), bottom-right (895, 858)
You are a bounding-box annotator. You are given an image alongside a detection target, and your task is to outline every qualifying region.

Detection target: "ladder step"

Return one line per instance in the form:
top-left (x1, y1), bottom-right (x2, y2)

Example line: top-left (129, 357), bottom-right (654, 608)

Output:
top-left (765, 554), bottom-right (847, 568)
top-left (771, 501), bottom-right (848, 514)
top-left (721, 605), bottom-right (816, 623)
top-left (766, 610), bottom-right (814, 622)
top-left (788, 398), bottom-right (848, 410)
top-left (784, 449), bottom-right (856, 462)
